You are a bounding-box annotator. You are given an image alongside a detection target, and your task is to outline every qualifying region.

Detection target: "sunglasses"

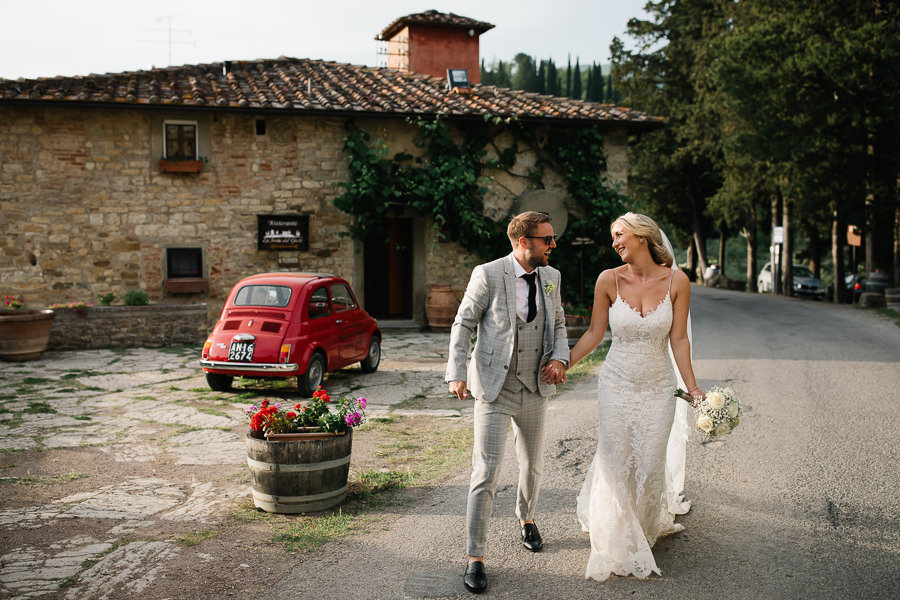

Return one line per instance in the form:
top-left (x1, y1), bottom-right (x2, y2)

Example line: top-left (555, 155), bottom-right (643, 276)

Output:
top-left (523, 234), bottom-right (558, 245)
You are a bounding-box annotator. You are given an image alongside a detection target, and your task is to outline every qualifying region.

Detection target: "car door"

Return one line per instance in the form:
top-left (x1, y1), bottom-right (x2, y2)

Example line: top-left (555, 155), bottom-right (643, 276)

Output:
top-left (303, 285), bottom-right (341, 369)
top-left (329, 282), bottom-right (364, 363)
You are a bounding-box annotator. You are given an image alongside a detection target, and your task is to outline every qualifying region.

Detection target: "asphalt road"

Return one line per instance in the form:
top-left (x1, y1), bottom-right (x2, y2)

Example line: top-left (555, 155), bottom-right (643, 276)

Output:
top-left (261, 286), bottom-right (900, 600)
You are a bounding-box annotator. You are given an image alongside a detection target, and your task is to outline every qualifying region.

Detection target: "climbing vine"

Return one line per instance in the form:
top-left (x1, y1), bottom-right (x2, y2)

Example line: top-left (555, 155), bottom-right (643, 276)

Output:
top-left (333, 116), bottom-right (625, 277)
top-left (333, 115), bottom-right (509, 259)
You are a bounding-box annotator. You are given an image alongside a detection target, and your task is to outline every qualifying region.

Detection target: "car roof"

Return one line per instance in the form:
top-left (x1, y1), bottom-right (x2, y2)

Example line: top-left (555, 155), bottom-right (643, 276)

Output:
top-left (235, 272), bottom-right (342, 287)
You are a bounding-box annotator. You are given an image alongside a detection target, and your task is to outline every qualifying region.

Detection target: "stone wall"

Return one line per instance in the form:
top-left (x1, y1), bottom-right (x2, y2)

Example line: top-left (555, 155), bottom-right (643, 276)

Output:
top-left (2, 105), bottom-right (629, 328)
top-left (0, 106), bottom-right (356, 325)
top-left (48, 304), bottom-right (208, 350)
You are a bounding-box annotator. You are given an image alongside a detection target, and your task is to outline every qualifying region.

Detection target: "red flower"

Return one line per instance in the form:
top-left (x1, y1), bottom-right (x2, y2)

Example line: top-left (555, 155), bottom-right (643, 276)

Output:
top-left (286, 411), bottom-right (297, 420)
top-left (260, 399), bottom-right (270, 408)
top-left (249, 412), bottom-right (264, 431)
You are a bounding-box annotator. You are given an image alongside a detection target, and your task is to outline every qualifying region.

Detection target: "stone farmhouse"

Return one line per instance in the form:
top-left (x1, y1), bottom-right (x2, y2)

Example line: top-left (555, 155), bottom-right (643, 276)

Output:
top-left (0, 10), bottom-right (661, 329)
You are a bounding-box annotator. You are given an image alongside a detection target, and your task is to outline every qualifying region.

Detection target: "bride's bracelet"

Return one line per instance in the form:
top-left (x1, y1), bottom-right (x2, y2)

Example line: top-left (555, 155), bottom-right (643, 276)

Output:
top-left (687, 385), bottom-right (700, 394)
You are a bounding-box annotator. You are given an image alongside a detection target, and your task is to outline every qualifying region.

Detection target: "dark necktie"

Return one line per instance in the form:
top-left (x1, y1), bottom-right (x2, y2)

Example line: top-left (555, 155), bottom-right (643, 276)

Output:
top-left (523, 272), bottom-right (537, 323)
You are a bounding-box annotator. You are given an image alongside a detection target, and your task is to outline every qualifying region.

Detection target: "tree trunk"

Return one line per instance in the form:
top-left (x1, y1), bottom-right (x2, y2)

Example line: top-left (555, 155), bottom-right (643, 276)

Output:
top-left (686, 188), bottom-right (709, 282)
top-left (686, 242), bottom-right (696, 281)
top-left (743, 222), bottom-right (758, 293)
top-left (781, 195), bottom-right (793, 297)
top-left (771, 191), bottom-right (781, 294)
top-left (832, 207), bottom-right (845, 303)
top-left (895, 207), bottom-right (900, 285)
top-left (807, 224), bottom-right (822, 278)
top-left (718, 229), bottom-right (726, 274)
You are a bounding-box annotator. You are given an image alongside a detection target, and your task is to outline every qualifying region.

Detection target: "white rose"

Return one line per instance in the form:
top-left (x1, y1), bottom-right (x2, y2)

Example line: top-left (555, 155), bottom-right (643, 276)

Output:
top-left (706, 390), bottom-right (726, 410)
top-left (697, 414), bottom-right (715, 433)
top-left (714, 422), bottom-right (730, 437)
top-left (726, 402), bottom-right (740, 418)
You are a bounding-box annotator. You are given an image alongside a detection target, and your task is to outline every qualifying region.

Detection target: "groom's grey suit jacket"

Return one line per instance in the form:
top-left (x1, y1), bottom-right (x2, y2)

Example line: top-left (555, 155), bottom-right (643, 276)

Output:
top-left (445, 254), bottom-right (569, 402)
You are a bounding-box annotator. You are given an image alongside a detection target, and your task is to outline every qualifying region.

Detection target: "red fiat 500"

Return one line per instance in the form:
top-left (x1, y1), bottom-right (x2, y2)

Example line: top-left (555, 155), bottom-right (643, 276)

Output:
top-left (200, 272), bottom-right (381, 396)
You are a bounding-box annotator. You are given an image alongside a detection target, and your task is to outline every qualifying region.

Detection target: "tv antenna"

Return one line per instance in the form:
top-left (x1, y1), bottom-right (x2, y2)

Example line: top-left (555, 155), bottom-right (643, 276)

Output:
top-left (141, 15), bottom-right (195, 67)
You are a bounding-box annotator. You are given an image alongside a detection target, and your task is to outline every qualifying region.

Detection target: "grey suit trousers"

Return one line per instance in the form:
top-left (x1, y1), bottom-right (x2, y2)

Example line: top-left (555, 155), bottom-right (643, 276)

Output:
top-left (466, 316), bottom-right (548, 557)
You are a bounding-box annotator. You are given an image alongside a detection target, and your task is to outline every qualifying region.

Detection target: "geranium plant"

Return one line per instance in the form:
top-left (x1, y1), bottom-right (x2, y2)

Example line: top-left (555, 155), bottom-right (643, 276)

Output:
top-left (48, 301), bottom-right (93, 318)
top-left (245, 386), bottom-right (367, 435)
top-left (3, 295), bottom-right (25, 310)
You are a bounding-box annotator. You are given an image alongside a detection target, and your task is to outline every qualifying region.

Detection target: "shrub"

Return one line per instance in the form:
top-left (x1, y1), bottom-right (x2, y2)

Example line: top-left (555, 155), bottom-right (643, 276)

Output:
top-left (124, 290), bottom-right (149, 306)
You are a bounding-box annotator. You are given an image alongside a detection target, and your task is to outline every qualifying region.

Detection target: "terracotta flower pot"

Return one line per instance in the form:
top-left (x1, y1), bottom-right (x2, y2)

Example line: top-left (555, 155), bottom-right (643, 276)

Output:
top-left (0, 309), bottom-right (56, 361)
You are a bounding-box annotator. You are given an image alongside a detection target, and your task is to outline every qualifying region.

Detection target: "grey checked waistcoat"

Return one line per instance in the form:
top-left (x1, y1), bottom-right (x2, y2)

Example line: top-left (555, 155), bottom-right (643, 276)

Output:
top-left (503, 297), bottom-right (545, 393)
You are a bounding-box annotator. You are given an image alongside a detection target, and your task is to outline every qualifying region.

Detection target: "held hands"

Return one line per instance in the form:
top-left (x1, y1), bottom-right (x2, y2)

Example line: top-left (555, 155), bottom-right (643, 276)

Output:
top-left (541, 359), bottom-right (567, 385)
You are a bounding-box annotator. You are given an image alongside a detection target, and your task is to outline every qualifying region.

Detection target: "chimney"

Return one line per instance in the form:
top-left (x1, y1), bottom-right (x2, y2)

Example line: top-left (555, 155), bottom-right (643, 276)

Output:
top-left (376, 10), bottom-right (494, 84)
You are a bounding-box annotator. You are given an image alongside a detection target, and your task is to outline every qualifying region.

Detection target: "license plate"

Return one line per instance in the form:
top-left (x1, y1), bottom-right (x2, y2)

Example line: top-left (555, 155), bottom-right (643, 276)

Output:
top-left (228, 341), bottom-right (254, 362)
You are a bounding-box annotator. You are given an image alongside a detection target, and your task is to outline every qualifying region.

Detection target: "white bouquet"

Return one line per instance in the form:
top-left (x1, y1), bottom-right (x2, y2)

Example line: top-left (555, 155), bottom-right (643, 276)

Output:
top-left (675, 385), bottom-right (741, 440)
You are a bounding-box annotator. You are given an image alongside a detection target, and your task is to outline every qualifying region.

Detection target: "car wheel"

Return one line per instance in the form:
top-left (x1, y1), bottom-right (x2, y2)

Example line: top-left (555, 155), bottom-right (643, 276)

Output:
top-left (298, 352), bottom-right (325, 397)
top-left (206, 373), bottom-right (233, 392)
top-left (360, 336), bottom-right (381, 373)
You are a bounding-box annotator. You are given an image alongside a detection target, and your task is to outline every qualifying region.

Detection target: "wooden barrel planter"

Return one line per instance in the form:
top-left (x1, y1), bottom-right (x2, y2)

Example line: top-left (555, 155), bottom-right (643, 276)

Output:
top-left (0, 309), bottom-right (55, 361)
top-left (245, 429), bottom-right (352, 514)
top-left (425, 285), bottom-right (459, 332)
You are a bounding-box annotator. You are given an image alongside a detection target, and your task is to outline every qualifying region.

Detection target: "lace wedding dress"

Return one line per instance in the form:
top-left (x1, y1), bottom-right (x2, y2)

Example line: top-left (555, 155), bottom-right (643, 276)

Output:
top-left (576, 271), bottom-right (691, 581)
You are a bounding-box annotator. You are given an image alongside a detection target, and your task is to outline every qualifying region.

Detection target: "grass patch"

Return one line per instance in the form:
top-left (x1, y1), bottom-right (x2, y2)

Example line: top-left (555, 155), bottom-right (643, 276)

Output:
top-left (271, 509), bottom-right (370, 553)
top-left (872, 305), bottom-right (900, 327)
top-left (25, 401), bottom-right (57, 414)
top-left (194, 406), bottom-right (230, 418)
top-left (176, 530), bottom-right (219, 547)
top-left (2, 470), bottom-right (89, 485)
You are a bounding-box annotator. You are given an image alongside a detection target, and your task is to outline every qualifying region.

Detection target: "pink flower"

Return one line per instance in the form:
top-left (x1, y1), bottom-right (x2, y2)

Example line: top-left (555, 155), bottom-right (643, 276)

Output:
top-left (358, 397), bottom-right (367, 409)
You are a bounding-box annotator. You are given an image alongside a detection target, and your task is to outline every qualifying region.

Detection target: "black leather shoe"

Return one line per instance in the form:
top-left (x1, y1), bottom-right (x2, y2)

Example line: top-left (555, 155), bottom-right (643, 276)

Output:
top-left (521, 522), bottom-right (543, 552)
top-left (464, 561), bottom-right (486, 594)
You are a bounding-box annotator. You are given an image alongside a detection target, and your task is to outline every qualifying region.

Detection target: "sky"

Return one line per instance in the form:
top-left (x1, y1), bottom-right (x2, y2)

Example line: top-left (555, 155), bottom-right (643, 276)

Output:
top-left (1, 0), bottom-right (651, 80)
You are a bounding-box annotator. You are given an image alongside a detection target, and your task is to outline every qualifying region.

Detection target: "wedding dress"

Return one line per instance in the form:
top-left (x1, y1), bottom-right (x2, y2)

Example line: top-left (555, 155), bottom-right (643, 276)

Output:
top-left (576, 269), bottom-right (690, 581)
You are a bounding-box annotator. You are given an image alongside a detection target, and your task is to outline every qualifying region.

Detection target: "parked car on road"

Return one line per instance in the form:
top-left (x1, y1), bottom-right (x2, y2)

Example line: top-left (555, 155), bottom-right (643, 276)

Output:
top-left (757, 262), bottom-right (825, 299)
top-left (200, 272), bottom-right (381, 396)
top-left (845, 273), bottom-right (866, 303)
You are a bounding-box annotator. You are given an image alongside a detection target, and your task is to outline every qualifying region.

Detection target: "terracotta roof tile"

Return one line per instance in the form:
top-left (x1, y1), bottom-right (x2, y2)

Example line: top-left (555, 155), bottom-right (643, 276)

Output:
top-left (377, 10), bottom-right (495, 40)
top-left (0, 57), bottom-right (662, 128)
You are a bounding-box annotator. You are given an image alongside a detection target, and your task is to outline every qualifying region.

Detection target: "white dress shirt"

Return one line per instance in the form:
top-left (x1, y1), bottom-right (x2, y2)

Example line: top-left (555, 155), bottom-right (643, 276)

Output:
top-left (512, 253), bottom-right (536, 322)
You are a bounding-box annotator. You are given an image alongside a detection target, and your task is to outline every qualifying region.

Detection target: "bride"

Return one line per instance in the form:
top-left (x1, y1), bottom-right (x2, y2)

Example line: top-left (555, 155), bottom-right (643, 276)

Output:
top-left (567, 212), bottom-right (704, 581)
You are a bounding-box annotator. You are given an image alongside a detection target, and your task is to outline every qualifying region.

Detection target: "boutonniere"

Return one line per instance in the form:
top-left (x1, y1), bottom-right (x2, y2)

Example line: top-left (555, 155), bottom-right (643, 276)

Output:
top-left (544, 281), bottom-right (555, 295)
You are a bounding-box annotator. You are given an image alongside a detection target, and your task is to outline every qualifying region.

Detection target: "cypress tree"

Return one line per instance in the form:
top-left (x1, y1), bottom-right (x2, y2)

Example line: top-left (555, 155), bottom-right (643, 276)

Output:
top-left (547, 59), bottom-right (559, 96)
top-left (566, 54), bottom-right (572, 97)
top-left (572, 58), bottom-right (582, 99)
top-left (537, 60), bottom-right (547, 94)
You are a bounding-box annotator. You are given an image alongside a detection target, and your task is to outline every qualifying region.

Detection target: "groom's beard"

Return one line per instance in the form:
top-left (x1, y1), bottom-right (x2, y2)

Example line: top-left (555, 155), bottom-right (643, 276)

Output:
top-left (528, 251), bottom-right (550, 269)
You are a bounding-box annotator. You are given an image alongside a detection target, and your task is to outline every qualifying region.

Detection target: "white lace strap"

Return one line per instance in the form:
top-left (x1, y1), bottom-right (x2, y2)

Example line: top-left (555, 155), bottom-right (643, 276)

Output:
top-left (667, 269), bottom-right (675, 294)
top-left (614, 267), bottom-right (620, 295)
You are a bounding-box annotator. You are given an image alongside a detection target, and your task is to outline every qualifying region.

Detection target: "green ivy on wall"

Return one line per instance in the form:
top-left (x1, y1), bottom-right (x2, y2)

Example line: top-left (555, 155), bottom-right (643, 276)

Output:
top-left (332, 115), bottom-right (626, 281)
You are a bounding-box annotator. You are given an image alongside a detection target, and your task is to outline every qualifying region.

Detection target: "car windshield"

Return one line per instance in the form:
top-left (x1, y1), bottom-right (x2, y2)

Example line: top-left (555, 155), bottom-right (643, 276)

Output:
top-left (233, 285), bottom-right (292, 307)
top-left (793, 266), bottom-right (815, 278)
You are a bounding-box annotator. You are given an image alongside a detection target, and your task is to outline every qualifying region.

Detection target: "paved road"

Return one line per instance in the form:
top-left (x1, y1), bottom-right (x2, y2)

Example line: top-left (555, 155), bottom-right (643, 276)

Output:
top-left (260, 286), bottom-right (900, 600)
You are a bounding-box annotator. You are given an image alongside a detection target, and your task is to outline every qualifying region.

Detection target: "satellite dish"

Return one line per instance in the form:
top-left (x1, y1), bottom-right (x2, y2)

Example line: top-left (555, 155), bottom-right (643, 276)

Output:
top-left (511, 190), bottom-right (568, 236)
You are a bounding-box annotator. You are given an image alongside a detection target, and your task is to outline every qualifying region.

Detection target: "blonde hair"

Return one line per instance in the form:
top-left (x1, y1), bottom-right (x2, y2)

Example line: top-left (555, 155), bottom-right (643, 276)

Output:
top-left (612, 212), bottom-right (673, 267)
top-left (507, 211), bottom-right (551, 248)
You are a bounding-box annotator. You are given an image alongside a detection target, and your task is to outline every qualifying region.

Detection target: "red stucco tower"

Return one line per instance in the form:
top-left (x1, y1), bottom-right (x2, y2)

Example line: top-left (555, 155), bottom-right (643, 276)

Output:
top-left (377, 10), bottom-right (495, 84)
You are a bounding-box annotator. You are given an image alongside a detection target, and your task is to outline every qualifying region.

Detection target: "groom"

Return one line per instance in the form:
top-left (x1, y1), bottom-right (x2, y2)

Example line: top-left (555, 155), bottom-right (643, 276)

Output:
top-left (446, 211), bottom-right (569, 594)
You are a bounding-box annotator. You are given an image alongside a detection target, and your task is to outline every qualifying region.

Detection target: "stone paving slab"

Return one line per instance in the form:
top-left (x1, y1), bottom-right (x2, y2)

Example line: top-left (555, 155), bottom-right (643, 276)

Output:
top-left (0, 331), bottom-right (458, 598)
